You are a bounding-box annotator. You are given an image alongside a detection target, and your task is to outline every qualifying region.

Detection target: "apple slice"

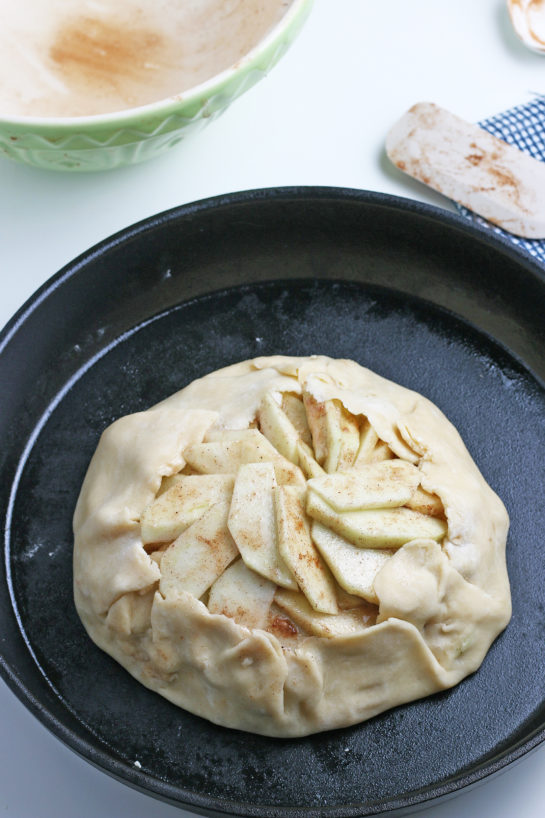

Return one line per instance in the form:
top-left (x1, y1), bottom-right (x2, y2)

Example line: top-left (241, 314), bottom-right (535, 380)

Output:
top-left (258, 392), bottom-right (300, 463)
top-left (311, 521), bottom-right (393, 604)
top-left (336, 586), bottom-right (372, 610)
top-left (157, 464), bottom-right (201, 496)
top-left (207, 558), bottom-right (276, 629)
top-left (353, 419), bottom-right (379, 467)
top-left (267, 607), bottom-right (300, 641)
top-left (228, 462), bottom-right (297, 589)
top-left (306, 489), bottom-right (447, 548)
top-left (302, 389), bottom-right (328, 464)
top-left (368, 441), bottom-right (395, 463)
top-left (203, 428), bottom-right (257, 442)
top-left (106, 588), bottom-right (155, 637)
top-left (157, 472), bottom-right (184, 496)
top-left (308, 460), bottom-right (420, 511)
top-left (149, 544), bottom-right (168, 568)
top-left (296, 440), bottom-right (325, 479)
top-left (183, 434), bottom-right (248, 472)
top-left (274, 589), bottom-right (375, 638)
top-left (274, 486), bottom-right (338, 614)
top-left (281, 393), bottom-right (312, 446)
top-left (323, 400), bottom-right (361, 473)
top-left (239, 433), bottom-right (306, 486)
top-left (141, 474), bottom-right (234, 545)
top-left (406, 486), bottom-right (444, 517)
top-left (184, 429), bottom-right (305, 487)
top-left (159, 499), bottom-right (239, 599)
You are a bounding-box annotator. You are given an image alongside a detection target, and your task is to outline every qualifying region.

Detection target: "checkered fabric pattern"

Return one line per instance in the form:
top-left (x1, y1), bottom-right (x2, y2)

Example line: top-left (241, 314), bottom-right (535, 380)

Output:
top-left (456, 95), bottom-right (545, 266)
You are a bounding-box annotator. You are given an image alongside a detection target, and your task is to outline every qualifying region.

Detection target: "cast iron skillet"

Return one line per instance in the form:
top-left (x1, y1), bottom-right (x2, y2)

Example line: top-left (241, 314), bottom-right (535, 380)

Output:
top-left (1, 188), bottom-right (545, 817)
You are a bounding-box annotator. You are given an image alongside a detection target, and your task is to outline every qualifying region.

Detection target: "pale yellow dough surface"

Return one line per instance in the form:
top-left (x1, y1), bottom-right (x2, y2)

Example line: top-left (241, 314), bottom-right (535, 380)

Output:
top-left (73, 356), bottom-right (511, 737)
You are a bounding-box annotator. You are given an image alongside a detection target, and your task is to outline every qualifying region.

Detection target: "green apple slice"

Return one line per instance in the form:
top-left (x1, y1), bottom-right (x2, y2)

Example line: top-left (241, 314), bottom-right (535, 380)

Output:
top-left (274, 589), bottom-right (375, 638)
top-left (141, 474), bottom-right (235, 545)
top-left (228, 462), bottom-right (297, 589)
top-left (274, 486), bottom-right (338, 615)
top-left (323, 400), bottom-right (360, 473)
top-left (308, 460), bottom-right (420, 511)
top-left (281, 393), bottom-right (312, 446)
top-left (311, 521), bottom-right (393, 604)
top-left (208, 558), bottom-right (276, 629)
top-left (184, 428), bottom-right (305, 487)
top-left (306, 489), bottom-right (447, 548)
top-left (258, 392), bottom-right (300, 463)
top-left (159, 499), bottom-right (239, 599)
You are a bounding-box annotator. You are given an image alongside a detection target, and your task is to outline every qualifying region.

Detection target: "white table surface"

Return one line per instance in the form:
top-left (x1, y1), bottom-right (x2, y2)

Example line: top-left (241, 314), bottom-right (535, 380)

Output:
top-left (1, 1), bottom-right (544, 816)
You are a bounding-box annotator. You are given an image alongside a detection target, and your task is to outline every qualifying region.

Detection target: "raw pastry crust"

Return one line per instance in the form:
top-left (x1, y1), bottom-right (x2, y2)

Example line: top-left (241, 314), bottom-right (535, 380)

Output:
top-left (73, 356), bottom-right (511, 737)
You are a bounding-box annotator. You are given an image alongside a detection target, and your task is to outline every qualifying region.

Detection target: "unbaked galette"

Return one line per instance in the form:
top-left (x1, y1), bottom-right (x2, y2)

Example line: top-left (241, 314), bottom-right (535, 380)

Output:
top-left (73, 356), bottom-right (511, 736)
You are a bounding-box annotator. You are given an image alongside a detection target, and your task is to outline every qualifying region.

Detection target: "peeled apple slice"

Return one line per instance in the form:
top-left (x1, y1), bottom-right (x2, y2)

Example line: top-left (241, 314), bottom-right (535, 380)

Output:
top-left (257, 395), bottom-right (323, 477)
top-left (296, 440), bottom-right (324, 479)
top-left (157, 472), bottom-right (185, 495)
top-left (275, 589), bottom-right (375, 638)
top-left (406, 485), bottom-right (444, 517)
top-left (353, 420), bottom-right (379, 466)
top-left (323, 400), bottom-right (360, 473)
top-left (336, 585), bottom-right (372, 610)
top-left (306, 489), bottom-right (447, 549)
top-left (281, 393), bottom-right (312, 446)
top-left (258, 392), bottom-right (300, 463)
top-left (302, 388), bottom-right (328, 463)
top-left (208, 559), bottom-right (276, 630)
top-left (159, 499), bottom-right (238, 599)
top-left (140, 474), bottom-right (234, 545)
top-left (311, 521), bottom-right (393, 604)
top-left (308, 460), bottom-right (420, 511)
top-left (184, 428), bottom-right (305, 486)
top-left (158, 464), bottom-right (202, 494)
top-left (228, 462), bottom-right (297, 589)
top-left (367, 441), bottom-right (395, 463)
top-left (274, 486), bottom-right (338, 615)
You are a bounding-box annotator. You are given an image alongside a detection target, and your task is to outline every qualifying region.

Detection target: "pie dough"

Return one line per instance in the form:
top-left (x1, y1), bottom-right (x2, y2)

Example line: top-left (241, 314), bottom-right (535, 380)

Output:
top-left (73, 356), bottom-right (511, 737)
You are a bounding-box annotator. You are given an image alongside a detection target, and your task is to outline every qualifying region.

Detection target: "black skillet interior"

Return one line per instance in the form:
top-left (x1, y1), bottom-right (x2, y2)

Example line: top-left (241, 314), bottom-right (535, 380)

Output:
top-left (1, 188), bottom-right (545, 817)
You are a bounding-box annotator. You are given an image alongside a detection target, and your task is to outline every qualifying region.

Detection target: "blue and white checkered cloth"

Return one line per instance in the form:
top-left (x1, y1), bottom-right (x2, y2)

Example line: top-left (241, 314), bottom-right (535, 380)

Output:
top-left (456, 95), bottom-right (545, 266)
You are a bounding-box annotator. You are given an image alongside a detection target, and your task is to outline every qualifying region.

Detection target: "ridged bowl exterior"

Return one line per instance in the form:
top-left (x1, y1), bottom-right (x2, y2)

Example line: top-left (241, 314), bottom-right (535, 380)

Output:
top-left (0, 0), bottom-right (312, 172)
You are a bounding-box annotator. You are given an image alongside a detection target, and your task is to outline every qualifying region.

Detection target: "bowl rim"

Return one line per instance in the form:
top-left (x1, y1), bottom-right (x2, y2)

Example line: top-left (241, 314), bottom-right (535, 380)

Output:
top-left (0, 0), bottom-right (312, 130)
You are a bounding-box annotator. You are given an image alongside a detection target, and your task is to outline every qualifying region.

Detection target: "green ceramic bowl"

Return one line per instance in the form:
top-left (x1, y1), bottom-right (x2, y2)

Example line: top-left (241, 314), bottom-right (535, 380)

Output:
top-left (0, 0), bottom-right (312, 172)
